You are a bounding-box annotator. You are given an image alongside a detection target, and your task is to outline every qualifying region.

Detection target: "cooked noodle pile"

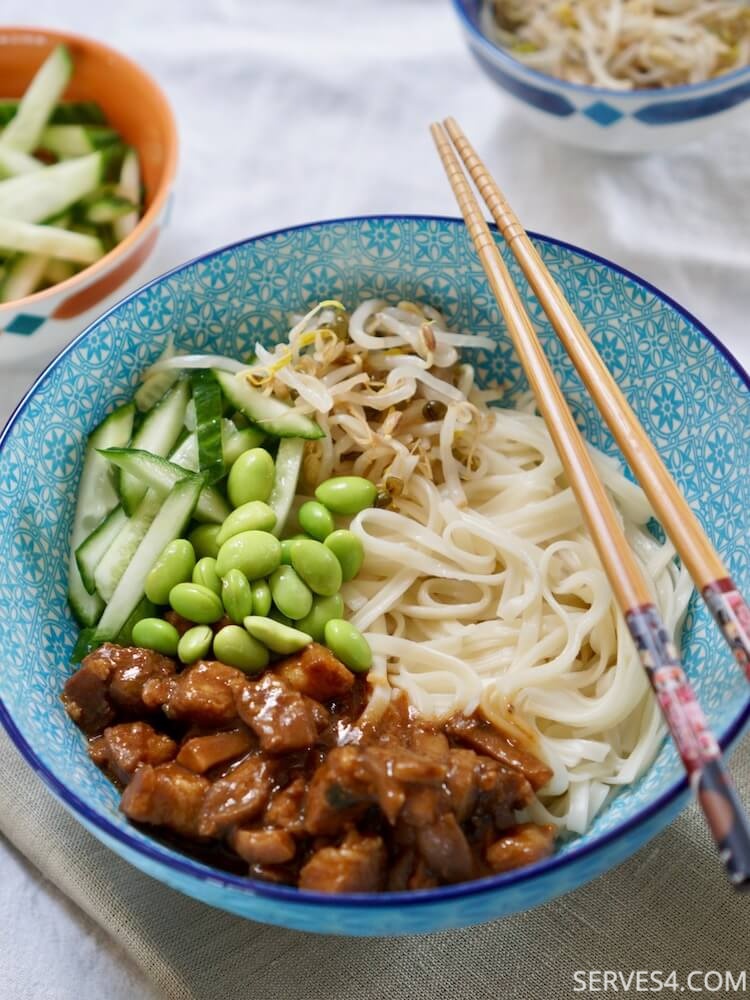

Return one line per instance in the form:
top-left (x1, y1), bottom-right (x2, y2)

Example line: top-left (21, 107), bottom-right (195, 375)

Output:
top-left (484, 0), bottom-right (750, 89)
top-left (159, 299), bottom-right (693, 833)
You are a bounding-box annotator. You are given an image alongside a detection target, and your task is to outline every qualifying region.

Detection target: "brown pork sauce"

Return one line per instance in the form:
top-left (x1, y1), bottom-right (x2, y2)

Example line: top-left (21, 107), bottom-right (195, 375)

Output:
top-left (63, 642), bottom-right (556, 892)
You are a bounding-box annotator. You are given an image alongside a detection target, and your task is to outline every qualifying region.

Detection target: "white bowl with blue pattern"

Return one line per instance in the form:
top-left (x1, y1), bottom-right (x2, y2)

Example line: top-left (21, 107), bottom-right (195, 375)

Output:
top-left (0, 215), bottom-right (748, 935)
top-left (453, 0), bottom-right (750, 153)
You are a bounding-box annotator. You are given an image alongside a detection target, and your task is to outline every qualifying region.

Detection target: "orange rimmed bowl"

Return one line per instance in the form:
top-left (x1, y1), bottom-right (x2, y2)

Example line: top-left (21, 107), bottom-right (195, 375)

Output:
top-left (0, 27), bottom-right (178, 363)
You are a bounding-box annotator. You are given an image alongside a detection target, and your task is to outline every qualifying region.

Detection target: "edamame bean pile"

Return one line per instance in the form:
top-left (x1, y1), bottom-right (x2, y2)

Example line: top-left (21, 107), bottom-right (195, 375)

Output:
top-left (138, 464), bottom-right (374, 673)
top-left (68, 326), bottom-right (382, 684)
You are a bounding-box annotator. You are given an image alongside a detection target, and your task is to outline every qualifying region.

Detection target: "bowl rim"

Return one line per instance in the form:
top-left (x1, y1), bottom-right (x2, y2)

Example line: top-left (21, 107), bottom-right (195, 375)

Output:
top-left (0, 25), bottom-right (178, 312)
top-left (451, 0), bottom-right (750, 102)
top-left (1, 212), bottom-right (749, 911)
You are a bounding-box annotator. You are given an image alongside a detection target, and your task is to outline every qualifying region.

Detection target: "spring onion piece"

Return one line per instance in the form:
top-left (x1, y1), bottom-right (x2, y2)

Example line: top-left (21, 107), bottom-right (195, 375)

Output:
top-left (191, 370), bottom-right (225, 485)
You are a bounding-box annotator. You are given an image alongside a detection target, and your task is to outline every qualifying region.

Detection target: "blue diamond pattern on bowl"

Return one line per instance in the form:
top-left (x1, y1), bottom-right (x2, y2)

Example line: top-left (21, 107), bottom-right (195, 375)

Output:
top-left (5, 313), bottom-right (46, 336)
top-left (583, 101), bottom-right (625, 126)
top-left (0, 216), bottom-right (747, 935)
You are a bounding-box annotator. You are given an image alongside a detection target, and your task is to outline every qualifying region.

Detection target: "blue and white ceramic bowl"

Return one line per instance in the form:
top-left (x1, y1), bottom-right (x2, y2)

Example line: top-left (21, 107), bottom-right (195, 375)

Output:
top-left (453, 0), bottom-right (750, 153)
top-left (0, 216), bottom-right (748, 935)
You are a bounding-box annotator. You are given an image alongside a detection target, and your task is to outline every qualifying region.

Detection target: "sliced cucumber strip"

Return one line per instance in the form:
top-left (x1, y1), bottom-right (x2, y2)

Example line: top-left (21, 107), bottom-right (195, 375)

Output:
top-left (1, 45), bottom-right (73, 152)
top-left (0, 218), bottom-right (103, 264)
top-left (115, 595), bottom-right (156, 646)
top-left (84, 194), bottom-right (136, 225)
top-left (0, 145), bottom-right (42, 178)
top-left (113, 147), bottom-right (141, 242)
top-left (67, 403), bottom-right (135, 625)
top-left (44, 258), bottom-right (76, 285)
top-left (94, 491), bottom-right (162, 602)
top-left (169, 431), bottom-right (199, 471)
top-left (0, 151), bottom-right (103, 223)
top-left (268, 438), bottom-right (305, 537)
top-left (71, 627), bottom-right (99, 664)
top-left (191, 370), bottom-right (225, 485)
top-left (135, 339), bottom-right (179, 411)
top-left (95, 477), bottom-right (202, 639)
top-left (101, 447), bottom-right (230, 524)
top-left (39, 124), bottom-right (118, 158)
top-left (169, 420), bottom-right (263, 472)
top-left (119, 379), bottom-right (190, 514)
top-left (75, 505), bottom-right (128, 594)
top-left (0, 253), bottom-right (48, 303)
top-left (213, 369), bottom-right (323, 439)
top-left (0, 99), bottom-right (106, 127)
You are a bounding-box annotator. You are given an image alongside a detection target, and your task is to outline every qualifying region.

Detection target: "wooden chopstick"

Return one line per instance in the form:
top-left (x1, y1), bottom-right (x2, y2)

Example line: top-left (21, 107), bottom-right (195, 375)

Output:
top-left (443, 116), bottom-right (750, 686)
top-left (431, 121), bottom-right (750, 888)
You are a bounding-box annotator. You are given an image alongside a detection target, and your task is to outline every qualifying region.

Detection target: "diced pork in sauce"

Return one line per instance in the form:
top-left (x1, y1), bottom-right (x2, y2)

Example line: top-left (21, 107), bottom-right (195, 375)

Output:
top-left (62, 640), bottom-right (555, 892)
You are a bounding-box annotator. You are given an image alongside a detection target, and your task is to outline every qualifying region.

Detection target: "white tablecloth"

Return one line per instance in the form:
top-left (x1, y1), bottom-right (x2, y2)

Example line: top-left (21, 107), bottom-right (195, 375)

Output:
top-left (0, 1), bottom-right (748, 997)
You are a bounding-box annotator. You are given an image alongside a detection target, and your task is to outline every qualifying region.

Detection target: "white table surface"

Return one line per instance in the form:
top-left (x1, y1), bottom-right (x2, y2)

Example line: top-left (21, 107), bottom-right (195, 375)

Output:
top-left (1, 1), bottom-right (749, 997)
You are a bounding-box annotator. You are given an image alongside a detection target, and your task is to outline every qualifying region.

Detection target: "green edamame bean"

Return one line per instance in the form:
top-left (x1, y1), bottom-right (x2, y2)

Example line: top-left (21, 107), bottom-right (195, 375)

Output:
top-left (178, 625), bottom-right (213, 664)
top-left (251, 579), bottom-right (272, 617)
top-left (269, 607), bottom-right (294, 628)
top-left (189, 523), bottom-right (222, 559)
top-left (227, 448), bottom-right (275, 507)
top-left (213, 625), bottom-right (268, 673)
top-left (280, 537), bottom-right (301, 565)
top-left (298, 500), bottom-right (335, 542)
top-left (295, 593), bottom-right (344, 643)
top-left (192, 556), bottom-right (222, 595)
top-left (223, 426), bottom-right (266, 465)
top-left (270, 565), bottom-right (313, 620)
top-left (314, 476), bottom-right (377, 515)
top-left (290, 539), bottom-right (342, 597)
top-left (243, 615), bottom-right (312, 654)
top-left (145, 539), bottom-right (196, 605)
top-left (216, 530), bottom-right (281, 580)
top-left (324, 618), bottom-right (372, 673)
top-left (222, 568), bottom-right (253, 624)
top-left (324, 529), bottom-right (364, 582)
top-left (169, 582), bottom-right (224, 624)
top-left (132, 617), bottom-right (180, 656)
top-left (216, 500), bottom-right (276, 546)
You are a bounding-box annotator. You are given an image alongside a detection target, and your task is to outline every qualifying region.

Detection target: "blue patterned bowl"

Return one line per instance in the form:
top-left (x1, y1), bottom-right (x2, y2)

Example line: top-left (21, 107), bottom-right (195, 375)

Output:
top-left (452, 0), bottom-right (750, 153)
top-left (0, 216), bottom-right (748, 935)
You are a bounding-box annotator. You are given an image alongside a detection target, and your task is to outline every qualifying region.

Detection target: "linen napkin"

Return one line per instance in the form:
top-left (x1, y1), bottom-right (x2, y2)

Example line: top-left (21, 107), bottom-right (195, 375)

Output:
top-left (0, 731), bottom-right (747, 1000)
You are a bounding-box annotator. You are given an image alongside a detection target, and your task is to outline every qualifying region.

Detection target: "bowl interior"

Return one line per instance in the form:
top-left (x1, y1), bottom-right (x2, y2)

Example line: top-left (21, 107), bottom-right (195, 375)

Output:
top-left (0, 27), bottom-right (174, 211)
top-left (0, 216), bottom-right (748, 907)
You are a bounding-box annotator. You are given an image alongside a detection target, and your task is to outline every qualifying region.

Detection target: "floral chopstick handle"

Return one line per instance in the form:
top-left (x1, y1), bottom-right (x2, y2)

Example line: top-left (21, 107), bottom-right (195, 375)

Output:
top-left (702, 577), bottom-right (750, 683)
top-left (626, 603), bottom-right (750, 888)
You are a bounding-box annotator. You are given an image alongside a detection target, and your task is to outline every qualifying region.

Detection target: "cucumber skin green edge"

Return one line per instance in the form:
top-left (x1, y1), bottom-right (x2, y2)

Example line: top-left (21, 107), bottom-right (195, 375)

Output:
top-left (67, 403), bottom-right (135, 626)
top-left (92, 476), bottom-right (203, 643)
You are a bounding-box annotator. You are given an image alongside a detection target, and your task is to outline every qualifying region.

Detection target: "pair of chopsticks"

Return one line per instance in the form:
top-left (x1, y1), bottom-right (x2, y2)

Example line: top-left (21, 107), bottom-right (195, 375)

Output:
top-left (432, 118), bottom-right (750, 888)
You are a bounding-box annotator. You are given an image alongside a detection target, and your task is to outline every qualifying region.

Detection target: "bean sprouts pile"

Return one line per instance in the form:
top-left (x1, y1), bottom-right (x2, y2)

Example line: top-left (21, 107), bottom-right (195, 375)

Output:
top-left (151, 299), bottom-right (693, 833)
top-left (483, 0), bottom-right (750, 89)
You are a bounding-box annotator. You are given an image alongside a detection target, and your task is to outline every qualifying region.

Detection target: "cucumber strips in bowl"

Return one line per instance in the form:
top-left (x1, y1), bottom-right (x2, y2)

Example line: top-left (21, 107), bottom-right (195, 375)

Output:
top-left (0, 44), bottom-right (143, 303)
top-left (69, 364), bottom-right (373, 678)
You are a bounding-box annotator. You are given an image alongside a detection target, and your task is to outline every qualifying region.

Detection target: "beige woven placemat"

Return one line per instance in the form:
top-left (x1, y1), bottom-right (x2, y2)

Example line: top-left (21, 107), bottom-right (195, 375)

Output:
top-left (0, 728), bottom-right (747, 1000)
